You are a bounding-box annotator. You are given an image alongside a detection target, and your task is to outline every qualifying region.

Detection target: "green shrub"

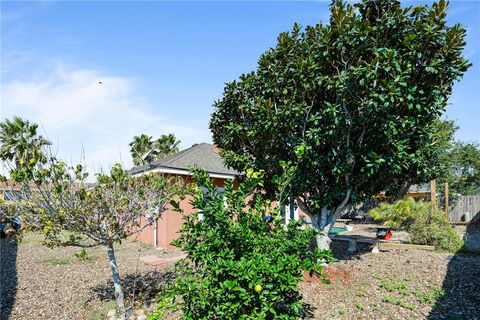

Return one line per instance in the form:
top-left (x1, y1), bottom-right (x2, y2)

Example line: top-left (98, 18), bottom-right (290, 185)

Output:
top-left (151, 168), bottom-right (332, 320)
top-left (73, 248), bottom-right (93, 261)
top-left (368, 198), bottom-right (420, 230)
top-left (409, 206), bottom-right (463, 252)
top-left (368, 199), bottom-right (462, 252)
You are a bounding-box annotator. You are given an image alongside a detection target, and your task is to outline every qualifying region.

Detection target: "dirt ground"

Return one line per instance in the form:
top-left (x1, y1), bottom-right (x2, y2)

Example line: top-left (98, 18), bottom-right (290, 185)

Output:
top-left (1, 232), bottom-right (479, 320)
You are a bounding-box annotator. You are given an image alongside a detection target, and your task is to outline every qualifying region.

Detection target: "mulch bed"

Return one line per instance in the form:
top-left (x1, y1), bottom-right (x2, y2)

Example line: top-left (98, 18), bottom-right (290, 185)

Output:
top-left (1, 234), bottom-right (479, 320)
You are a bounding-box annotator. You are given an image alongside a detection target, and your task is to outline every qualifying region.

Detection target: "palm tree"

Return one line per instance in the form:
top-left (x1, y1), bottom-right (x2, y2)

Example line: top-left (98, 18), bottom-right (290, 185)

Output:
top-left (155, 134), bottom-right (180, 158)
top-left (129, 133), bottom-right (181, 166)
top-left (0, 116), bottom-right (52, 169)
top-left (129, 134), bottom-right (155, 166)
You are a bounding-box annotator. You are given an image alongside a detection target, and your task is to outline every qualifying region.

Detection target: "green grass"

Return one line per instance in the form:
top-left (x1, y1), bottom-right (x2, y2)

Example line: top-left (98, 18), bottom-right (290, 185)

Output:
top-left (378, 275), bottom-right (419, 310)
top-left (383, 295), bottom-right (416, 310)
top-left (395, 299), bottom-right (416, 310)
top-left (383, 295), bottom-right (395, 304)
top-left (40, 256), bottom-right (72, 265)
top-left (19, 233), bottom-right (44, 245)
top-left (73, 248), bottom-right (95, 261)
top-left (372, 305), bottom-right (382, 313)
top-left (376, 274), bottom-right (445, 311)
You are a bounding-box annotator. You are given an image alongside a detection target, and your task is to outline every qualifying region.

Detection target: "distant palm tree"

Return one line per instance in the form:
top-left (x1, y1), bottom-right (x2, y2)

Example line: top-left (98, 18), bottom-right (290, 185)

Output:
top-left (0, 116), bottom-right (52, 169)
top-left (155, 133), bottom-right (180, 158)
top-left (129, 134), bottom-right (155, 166)
top-left (129, 133), bottom-right (181, 166)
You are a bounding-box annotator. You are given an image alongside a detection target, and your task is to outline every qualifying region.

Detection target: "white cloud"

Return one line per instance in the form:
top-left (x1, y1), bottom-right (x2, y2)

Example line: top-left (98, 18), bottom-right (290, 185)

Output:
top-left (0, 65), bottom-right (211, 176)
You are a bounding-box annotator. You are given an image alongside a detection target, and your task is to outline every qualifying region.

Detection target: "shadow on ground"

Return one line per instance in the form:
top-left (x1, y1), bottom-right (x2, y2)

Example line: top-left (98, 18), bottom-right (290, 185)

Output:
top-left (428, 220), bottom-right (480, 320)
top-left (329, 236), bottom-right (377, 261)
top-left (89, 270), bottom-right (175, 306)
top-left (0, 239), bottom-right (18, 320)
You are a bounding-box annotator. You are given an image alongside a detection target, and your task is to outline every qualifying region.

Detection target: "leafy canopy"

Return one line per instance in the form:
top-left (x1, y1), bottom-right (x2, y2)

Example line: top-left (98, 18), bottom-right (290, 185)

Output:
top-left (210, 0), bottom-right (471, 218)
top-left (442, 141), bottom-right (480, 196)
top-left (9, 159), bottom-right (182, 248)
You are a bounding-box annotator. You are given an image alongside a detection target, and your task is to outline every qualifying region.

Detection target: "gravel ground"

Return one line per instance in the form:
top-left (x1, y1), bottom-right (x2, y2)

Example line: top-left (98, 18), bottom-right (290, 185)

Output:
top-left (302, 242), bottom-right (480, 320)
top-left (1, 232), bottom-right (479, 320)
top-left (1, 234), bottom-right (176, 320)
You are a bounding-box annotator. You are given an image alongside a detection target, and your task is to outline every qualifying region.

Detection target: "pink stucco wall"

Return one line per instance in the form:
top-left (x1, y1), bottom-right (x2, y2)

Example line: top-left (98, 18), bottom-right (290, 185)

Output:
top-left (134, 175), bottom-right (228, 250)
top-left (134, 174), bottom-right (314, 250)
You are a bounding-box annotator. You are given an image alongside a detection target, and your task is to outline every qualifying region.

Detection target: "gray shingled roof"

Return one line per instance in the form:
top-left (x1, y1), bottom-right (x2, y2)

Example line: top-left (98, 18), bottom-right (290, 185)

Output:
top-left (129, 143), bottom-right (238, 176)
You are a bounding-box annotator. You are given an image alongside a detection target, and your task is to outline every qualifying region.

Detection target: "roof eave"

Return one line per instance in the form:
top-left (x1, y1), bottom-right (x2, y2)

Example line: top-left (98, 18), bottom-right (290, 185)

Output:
top-left (131, 166), bottom-right (237, 180)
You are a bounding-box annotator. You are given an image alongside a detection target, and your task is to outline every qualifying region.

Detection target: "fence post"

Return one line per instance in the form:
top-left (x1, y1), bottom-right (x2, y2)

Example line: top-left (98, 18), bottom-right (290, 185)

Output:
top-left (431, 180), bottom-right (436, 206)
top-left (445, 182), bottom-right (449, 221)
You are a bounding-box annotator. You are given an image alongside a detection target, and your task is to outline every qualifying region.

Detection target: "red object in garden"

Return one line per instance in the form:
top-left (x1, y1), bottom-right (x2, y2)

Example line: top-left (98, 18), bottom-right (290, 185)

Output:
top-left (376, 228), bottom-right (392, 240)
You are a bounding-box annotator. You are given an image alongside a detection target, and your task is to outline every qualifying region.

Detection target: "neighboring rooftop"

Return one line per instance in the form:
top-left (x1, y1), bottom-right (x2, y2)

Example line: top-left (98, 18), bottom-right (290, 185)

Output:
top-left (129, 143), bottom-right (238, 177)
top-left (408, 183), bottom-right (431, 193)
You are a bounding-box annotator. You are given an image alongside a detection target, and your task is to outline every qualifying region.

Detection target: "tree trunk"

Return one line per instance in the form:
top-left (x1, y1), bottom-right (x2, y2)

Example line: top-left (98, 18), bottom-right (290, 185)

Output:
top-left (311, 190), bottom-right (352, 250)
top-left (106, 242), bottom-right (126, 320)
top-left (297, 192), bottom-right (351, 251)
top-left (393, 182), bottom-right (411, 201)
top-left (311, 207), bottom-right (332, 250)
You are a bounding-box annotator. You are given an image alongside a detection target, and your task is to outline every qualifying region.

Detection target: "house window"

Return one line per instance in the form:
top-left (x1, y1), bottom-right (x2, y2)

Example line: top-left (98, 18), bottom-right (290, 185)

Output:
top-left (197, 186), bottom-right (225, 221)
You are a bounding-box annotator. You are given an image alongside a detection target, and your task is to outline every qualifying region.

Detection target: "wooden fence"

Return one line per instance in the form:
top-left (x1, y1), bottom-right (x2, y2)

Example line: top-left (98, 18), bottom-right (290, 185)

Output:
top-left (449, 194), bottom-right (480, 222)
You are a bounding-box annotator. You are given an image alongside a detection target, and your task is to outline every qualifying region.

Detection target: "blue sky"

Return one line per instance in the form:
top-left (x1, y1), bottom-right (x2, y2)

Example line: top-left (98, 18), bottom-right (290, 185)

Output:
top-left (1, 0), bottom-right (479, 172)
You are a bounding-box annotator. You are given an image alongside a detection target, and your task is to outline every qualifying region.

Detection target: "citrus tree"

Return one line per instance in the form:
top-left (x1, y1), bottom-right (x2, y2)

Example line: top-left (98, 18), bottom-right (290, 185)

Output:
top-left (151, 167), bottom-right (333, 319)
top-left (210, 0), bottom-right (471, 248)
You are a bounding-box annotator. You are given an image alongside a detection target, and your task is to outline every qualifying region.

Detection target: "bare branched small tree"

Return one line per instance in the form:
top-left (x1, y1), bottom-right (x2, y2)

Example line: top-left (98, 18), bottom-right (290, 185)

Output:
top-left (2, 149), bottom-right (182, 319)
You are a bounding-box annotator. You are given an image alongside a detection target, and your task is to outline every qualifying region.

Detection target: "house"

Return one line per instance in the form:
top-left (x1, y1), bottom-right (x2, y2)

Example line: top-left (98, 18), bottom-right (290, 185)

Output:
top-left (129, 143), bottom-right (438, 250)
top-left (130, 142), bottom-right (312, 249)
top-left (129, 143), bottom-right (238, 250)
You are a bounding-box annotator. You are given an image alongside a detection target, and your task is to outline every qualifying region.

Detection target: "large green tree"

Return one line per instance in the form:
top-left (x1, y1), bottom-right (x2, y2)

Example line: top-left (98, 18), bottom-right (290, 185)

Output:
top-left (210, 0), bottom-right (471, 248)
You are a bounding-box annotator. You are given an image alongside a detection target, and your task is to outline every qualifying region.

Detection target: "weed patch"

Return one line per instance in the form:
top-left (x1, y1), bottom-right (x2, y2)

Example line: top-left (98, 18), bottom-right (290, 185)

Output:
top-left (40, 257), bottom-right (71, 265)
top-left (415, 287), bottom-right (445, 304)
